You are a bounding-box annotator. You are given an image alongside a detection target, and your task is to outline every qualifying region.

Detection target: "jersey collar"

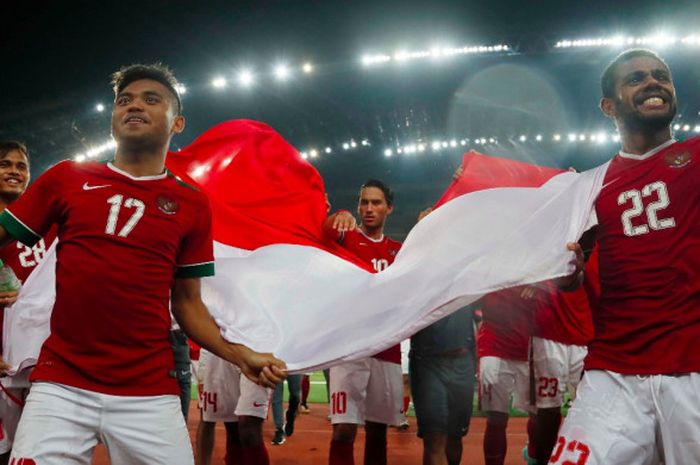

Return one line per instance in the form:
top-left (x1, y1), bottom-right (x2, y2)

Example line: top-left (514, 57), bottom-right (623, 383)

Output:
top-left (359, 229), bottom-right (385, 243)
top-left (107, 162), bottom-right (169, 181)
top-left (618, 138), bottom-right (677, 160)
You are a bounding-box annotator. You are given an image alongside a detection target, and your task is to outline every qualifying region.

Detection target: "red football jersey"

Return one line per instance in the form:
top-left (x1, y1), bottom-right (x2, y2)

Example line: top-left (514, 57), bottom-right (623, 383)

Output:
top-left (0, 161), bottom-right (214, 395)
top-left (477, 287), bottom-right (533, 361)
top-left (0, 226), bottom-right (57, 353)
top-left (532, 279), bottom-right (594, 347)
top-left (340, 228), bottom-right (402, 363)
top-left (586, 138), bottom-right (700, 374)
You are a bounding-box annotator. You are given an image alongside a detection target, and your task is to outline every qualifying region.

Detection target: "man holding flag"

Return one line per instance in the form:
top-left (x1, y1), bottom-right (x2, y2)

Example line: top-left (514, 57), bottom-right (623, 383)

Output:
top-left (0, 63), bottom-right (285, 465)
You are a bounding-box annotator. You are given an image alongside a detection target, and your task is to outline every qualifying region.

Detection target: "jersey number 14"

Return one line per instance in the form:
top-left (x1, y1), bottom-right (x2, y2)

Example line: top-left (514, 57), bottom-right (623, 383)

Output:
top-left (618, 181), bottom-right (675, 237)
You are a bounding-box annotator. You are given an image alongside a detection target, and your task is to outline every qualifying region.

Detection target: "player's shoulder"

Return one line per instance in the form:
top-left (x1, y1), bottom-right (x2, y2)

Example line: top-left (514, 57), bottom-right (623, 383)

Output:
top-left (163, 171), bottom-right (209, 201)
top-left (386, 236), bottom-right (402, 249)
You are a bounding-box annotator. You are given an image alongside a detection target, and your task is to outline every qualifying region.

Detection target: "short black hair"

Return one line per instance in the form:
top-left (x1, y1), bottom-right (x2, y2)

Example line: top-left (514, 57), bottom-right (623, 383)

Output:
top-left (601, 49), bottom-right (669, 98)
top-left (0, 140), bottom-right (29, 162)
top-left (360, 179), bottom-right (394, 206)
top-left (111, 63), bottom-right (183, 114)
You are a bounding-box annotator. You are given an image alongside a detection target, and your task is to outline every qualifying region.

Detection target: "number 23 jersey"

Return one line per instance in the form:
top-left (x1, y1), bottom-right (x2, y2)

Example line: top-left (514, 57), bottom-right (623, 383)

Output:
top-left (587, 138), bottom-right (700, 374)
top-left (0, 160), bottom-right (214, 396)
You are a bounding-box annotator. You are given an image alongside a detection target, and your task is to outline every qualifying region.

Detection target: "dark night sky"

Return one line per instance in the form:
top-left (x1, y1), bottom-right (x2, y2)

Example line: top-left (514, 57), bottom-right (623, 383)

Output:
top-left (3, 0), bottom-right (700, 237)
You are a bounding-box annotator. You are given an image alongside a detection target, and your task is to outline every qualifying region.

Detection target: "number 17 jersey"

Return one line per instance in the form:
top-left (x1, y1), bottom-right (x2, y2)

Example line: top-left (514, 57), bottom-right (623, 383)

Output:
top-left (587, 138), bottom-right (700, 374)
top-left (0, 160), bottom-right (215, 396)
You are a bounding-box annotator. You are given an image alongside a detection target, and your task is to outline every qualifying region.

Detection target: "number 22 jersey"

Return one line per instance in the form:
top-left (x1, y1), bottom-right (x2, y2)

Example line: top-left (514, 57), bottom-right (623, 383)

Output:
top-left (586, 138), bottom-right (700, 374)
top-left (0, 160), bottom-right (215, 396)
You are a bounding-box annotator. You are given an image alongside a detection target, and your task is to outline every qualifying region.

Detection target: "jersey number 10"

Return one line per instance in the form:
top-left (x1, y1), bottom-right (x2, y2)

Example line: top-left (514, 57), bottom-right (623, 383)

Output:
top-left (617, 181), bottom-right (675, 237)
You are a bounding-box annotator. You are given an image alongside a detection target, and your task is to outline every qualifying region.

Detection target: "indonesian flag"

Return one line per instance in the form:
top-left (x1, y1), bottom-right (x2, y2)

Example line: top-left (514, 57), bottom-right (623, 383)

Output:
top-left (4, 120), bottom-right (608, 374)
top-left (166, 120), bottom-right (606, 372)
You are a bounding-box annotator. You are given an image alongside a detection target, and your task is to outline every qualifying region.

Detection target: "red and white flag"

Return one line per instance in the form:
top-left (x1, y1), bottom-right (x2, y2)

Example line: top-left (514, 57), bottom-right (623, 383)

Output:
top-left (5, 120), bottom-right (608, 373)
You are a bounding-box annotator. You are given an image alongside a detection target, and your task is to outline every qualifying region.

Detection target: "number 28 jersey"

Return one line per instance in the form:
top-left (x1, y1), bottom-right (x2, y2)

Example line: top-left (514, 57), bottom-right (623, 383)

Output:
top-left (0, 160), bottom-right (215, 396)
top-left (587, 138), bottom-right (700, 374)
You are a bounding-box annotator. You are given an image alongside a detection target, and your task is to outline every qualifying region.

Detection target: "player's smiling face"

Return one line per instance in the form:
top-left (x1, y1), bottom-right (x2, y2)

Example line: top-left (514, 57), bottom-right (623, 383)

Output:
top-left (111, 79), bottom-right (184, 151)
top-left (358, 186), bottom-right (392, 229)
top-left (0, 150), bottom-right (29, 203)
top-left (605, 56), bottom-right (677, 132)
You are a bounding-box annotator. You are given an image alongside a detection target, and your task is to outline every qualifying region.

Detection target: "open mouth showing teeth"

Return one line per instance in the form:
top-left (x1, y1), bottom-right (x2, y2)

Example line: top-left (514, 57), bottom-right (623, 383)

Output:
top-left (125, 117), bottom-right (146, 124)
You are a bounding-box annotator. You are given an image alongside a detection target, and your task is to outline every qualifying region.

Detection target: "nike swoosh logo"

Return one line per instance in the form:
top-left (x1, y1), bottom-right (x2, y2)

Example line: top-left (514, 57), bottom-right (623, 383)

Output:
top-left (83, 182), bottom-right (111, 190)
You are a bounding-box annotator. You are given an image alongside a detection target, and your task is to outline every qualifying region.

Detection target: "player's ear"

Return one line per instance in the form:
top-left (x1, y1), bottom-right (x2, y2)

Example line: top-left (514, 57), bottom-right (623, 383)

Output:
top-left (600, 97), bottom-right (615, 119)
top-left (387, 204), bottom-right (394, 215)
top-left (171, 115), bottom-right (186, 135)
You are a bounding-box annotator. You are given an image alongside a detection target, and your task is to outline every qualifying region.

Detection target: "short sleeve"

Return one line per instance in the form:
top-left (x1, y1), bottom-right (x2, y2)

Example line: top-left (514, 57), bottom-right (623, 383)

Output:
top-left (0, 161), bottom-right (67, 247)
top-left (175, 194), bottom-right (215, 279)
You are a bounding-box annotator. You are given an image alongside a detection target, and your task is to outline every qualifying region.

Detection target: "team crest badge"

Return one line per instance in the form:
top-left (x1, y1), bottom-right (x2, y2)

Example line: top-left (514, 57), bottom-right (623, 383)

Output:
top-left (157, 195), bottom-right (179, 215)
top-left (664, 151), bottom-right (692, 168)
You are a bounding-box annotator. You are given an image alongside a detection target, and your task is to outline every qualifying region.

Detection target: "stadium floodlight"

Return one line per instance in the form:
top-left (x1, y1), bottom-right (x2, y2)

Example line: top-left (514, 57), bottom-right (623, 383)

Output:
top-left (535, 134), bottom-right (543, 141)
top-left (568, 133), bottom-right (577, 142)
top-left (595, 132), bottom-right (608, 143)
top-left (174, 83), bottom-right (187, 95)
top-left (417, 143), bottom-right (426, 152)
top-left (212, 77), bottom-right (227, 89)
top-left (579, 134), bottom-right (586, 141)
top-left (301, 152), bottom-right (308, 159)
top-left (95, 103), bottom-right (105, 112)
top-left (449, 139), bottom-right (457, 147)
top-left (460, 139), bottom-right (467, 146)
top-left (432, 141), bottom-right (441, 151)
top-left (238, 70), bottom-right (254, 87)
top-left (361, 139), bottom-right (370, 146)
top-left (694, 125), bottom-right (700, 133)
top-left (489, 138), bottom-right (496, 144)
top-left (350, 140), bottom-right (357, 148)
top-left (441, 141), bottom-right (448, 148)
top-left (612, 134), bottom-right (621, 142)
top-left (273, 64), bottom-right (290, 81)
top-left (673, 123), bottom-right (681, 130)
top-left (553, 134), bottom-right (561, 141)
top-left (384, 148), bottom-right (393, 157)
top-left (397, 147), bottom-right (403, 154)
top-left (325, 147), bottom-right (332, 154)
top-left (302, 62), bottom-right (314, 73)
top-left (309, 149), bottom-right (318, 158)
top-left (342, 142), bottom-right (350, 150)
top-left (682, 124), bottom-right (690, 131)
top-left (519, 135), bottom-right (527, 142)
top-left (75, 154), bottom-right (87, 162)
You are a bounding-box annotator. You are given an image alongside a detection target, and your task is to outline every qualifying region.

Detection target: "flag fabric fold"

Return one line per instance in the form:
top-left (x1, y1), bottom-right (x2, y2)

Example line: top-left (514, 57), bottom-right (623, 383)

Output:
top-left (4, 120), bottom-right (608, 374)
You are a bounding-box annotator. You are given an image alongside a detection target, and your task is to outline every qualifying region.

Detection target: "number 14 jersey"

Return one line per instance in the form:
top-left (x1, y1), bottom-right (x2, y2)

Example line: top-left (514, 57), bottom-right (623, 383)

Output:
top-left (0, 160), bottom-right (214, 396)
top-left (587, 138), bottom-right (700, 374)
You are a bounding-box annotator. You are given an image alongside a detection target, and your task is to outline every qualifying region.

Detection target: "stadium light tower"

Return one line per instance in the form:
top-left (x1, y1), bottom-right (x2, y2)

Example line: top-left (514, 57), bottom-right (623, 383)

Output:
top-left (238, 69), bottom-right (254, 88)
top-left (212, 77), bottom-right (227, 89)
top-left (302, 62), bottom-right (314, 74)
top-left (95, 103), bottom-right (105, 112)
top-left (274, 64), bottom-right (290, 81)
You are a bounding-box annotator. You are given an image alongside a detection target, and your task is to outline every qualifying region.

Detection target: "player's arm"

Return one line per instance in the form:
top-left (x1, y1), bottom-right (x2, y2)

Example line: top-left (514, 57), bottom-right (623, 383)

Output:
top-left (0, 225), bottom-right (21, 309)
top-left (323, 210), bottom-right (356, 241)
top-left (171, 277), bottom-right (286, 388)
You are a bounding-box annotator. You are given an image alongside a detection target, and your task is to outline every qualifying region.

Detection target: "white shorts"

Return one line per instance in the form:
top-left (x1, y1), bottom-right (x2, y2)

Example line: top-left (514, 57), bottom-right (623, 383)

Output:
top-left (0, 384), bottom-right (28, 454)
top-left (532, 337), bottom-right (586, 408)
top-left (329, 358), bottom-right (403, 426)
top-left (400, 340), bottom-right (410, 375)
top-left (552, 370), bottom-right (700, 465)
top-left (10, 382), bottom-right (192, 465)
top-left (200, 350), bottom-right (270, 422)
top-left (478, 356), bottom-right (532, 414)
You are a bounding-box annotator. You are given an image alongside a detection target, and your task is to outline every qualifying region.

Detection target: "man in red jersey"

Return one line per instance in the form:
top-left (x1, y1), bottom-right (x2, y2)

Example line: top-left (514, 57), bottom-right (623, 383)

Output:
top-left (0, 64), bottom-right (285, 465)
top-left (0, 141), bottom-right (55, 465)
top-left (554, 49), bottom-right (700, 464)
top-left (324, 179), bottom-right (404, 465)
top-left (476, 288), bottom-right (535, 465)
top-left (525, 281), bottom-right (593, 465)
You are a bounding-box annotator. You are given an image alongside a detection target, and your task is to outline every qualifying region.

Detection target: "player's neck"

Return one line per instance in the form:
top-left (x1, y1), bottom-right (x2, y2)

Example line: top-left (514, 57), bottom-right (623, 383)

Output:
top-left (361, 225), bottom-right (384, 240)
top-left (619, 127), bottom-right (673, 156)
top-left (113, 149), bottom-right (167, 177)
top-left (0, 199), bottom-right (8, 213)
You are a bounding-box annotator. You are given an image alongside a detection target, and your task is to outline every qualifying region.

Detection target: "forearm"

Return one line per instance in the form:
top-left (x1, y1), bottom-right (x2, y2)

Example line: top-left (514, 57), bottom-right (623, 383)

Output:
top-left (171, 300), bottom-right (249, 367)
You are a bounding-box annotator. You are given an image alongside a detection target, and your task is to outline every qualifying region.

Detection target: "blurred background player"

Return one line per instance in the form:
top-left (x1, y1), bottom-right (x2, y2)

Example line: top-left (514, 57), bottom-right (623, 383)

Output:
top-left (324, 179), bottom-right (403, 465)
top-left (198, 350), bottom-right (272, 465)
top-left (0, 141), bottom-right (54, 465)
top-left (475, 288), bottom-right (535, 465)
top-left (270, 373), bottom-right (302, 445)
top-left (556, 49), bottom-right (700, 464)
top-left (525, 280), bottom-right (592, 465)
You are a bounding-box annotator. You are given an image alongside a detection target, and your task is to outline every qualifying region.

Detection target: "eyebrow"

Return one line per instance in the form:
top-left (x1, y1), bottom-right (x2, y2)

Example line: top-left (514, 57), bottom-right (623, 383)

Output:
top-left (116, 90), bottom-right (165, 99)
